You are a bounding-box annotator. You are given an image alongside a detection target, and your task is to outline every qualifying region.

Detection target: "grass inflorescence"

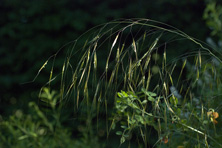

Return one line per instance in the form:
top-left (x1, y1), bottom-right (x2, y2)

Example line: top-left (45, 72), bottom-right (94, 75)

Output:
top-left (38, 19), bottom-right (222, 147)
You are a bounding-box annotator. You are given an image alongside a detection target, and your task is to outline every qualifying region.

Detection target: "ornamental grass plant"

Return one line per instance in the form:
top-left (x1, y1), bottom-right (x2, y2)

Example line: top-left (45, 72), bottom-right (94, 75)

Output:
top-left (36, 19), bottom-right (222, 147)
top-left (1, 16), bottom-right (222, 147)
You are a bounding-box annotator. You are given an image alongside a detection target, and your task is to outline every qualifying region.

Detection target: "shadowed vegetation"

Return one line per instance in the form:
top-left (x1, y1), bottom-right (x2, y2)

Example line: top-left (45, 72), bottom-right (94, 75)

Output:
top-left (34, 19), bottom-right (222, 147)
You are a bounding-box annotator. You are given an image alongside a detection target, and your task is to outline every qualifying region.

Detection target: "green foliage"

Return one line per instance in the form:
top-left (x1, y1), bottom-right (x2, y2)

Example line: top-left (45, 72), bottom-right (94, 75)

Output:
top-left (113, 85), bottom-right (222, 147)
top-left (40, 18), bottom-right (222, 147)
top-left (114, 90), bottom-right (158, 145)
top-left (1, 0), bottom-right (208, 117)
top-left (0, 87), bottom-right (103, 148)
top-left (204, 1), bottom-right (222, 39)
top-left (203, 0), bottom-right (222, 55)
top-left (1, 1), bottom-right (222, 147)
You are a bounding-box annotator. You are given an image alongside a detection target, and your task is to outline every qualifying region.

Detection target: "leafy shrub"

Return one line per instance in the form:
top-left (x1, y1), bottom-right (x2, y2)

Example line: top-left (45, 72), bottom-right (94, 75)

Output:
top-left (0, 87), bottom-right (103, 148)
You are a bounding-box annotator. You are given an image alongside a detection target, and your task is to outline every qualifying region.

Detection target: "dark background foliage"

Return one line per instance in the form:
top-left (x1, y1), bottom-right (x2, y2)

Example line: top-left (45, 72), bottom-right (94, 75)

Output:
top-left (0, 0), bottom-right (208, 115)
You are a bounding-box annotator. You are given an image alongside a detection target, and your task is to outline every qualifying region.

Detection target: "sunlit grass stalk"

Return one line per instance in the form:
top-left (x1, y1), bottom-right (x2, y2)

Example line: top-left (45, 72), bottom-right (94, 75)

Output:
top-left (36, 19), bottom-right (222, 147)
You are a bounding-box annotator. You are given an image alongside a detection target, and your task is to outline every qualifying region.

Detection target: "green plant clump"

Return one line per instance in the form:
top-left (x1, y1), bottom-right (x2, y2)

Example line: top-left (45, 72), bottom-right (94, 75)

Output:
top-left (2, 16), bottom-right (222, 147)
top-left (31, 19), bottom-right (221, 147)
top-left (0, 87), bottom-right (103, 148)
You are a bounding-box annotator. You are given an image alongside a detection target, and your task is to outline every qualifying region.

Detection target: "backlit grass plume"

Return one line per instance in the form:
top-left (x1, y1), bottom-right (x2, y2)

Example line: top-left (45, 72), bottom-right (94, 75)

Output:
top-left (38, 19), bottom-right (222, 147)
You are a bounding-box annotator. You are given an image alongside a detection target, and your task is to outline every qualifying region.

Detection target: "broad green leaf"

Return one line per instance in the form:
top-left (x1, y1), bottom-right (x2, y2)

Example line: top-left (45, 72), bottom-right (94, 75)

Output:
top-left (18, 135), bottom-right (29, 140)
top-left (141, 88), bottom-right (157, 97)
top-left (121, 125), bottom-right (127, 129)
top-left (142, 100), bottom-right (148, 104)
top-left (148, 96), bottom-right (155, 102)
top-left (120, 136), bottom-right (125, 144)
top-left (169, 96), bottom-right (178, 107)
top-left (121, 91), bottom-right (128, 97)
top-left (117, 92), bottom-right (122, 98)
top-left (116, 131), bottom-right (122, 135)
